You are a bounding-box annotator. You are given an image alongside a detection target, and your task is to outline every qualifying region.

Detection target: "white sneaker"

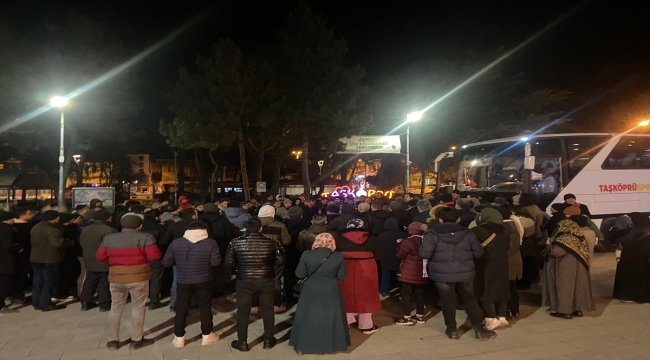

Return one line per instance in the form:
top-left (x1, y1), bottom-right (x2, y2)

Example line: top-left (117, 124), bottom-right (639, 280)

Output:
top-left (498, 317), bottom-right (509, 327)
top-left (201, 333), bottom-right (219, 346)
top-left (172, 336), bottom-right (185, 348)
top-left (485, 317), bottom-right (500, 330)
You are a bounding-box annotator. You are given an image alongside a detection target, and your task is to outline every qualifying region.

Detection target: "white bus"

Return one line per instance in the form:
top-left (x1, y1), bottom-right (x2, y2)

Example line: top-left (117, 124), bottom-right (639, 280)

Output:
top-left (440, 133), bottom-right (650, 230)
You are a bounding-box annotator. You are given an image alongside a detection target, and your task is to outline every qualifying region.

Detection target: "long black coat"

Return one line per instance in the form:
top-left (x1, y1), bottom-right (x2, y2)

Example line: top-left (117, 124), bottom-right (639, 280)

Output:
top-left (290, 247), bottom-right (350, 354)
top-left (378, 218), bottom-right (406, 271)
top-left (0, 223), bottom-right (15, 274)
top-left (472, 223), bottom-right (511, 303)
top-left (613, 234), bottom-right (650, 303)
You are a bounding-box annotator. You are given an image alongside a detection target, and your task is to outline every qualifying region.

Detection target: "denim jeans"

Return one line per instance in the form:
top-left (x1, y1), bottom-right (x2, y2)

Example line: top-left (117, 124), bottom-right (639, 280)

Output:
top-left (31, 263), bottom-right (60, 309)
top-left (107, 281), bottom-right (149, 342)
top-left (380, 269), bottom-right (396, 295)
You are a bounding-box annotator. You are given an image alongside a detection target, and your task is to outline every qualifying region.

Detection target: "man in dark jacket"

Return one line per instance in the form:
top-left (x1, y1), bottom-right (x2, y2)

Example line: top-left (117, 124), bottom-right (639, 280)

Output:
top-left (412, 200), bottom-right (433, 224)
top-left (141, 210), bottom-right (166, 309)
top-left (0, 211), bottom-right (18, 314)
top-left (456, 199), bottom-right (478, 227)
top-left (30, 210), bottom-right (73, 311)
top-left (388, 201), bottom-right (411, 231)
top-left (368, 200), bottom-right (391, 236)
top-left (162, 208), bottom-right (198, 310)
top-left (418, 207), bottom-right (495, 341)
top-left (163, 221), bottom-right (221, 348)
top-left (325, 204), bottom-right (341, 224)
top-left (296, 214), bottom-right (328, 252)
top-left (327, 204), bottom-right (356, 233)
top-left (225, 218), bottom-right (285, 352)
top-left (79, 209), bottom-right (117, 311)
top-left (378, 218), bottom-right (406, 297)
top-left (11, 208), bottom-right (33, 303)
top-left (199, 203), bottom-right (234, 297)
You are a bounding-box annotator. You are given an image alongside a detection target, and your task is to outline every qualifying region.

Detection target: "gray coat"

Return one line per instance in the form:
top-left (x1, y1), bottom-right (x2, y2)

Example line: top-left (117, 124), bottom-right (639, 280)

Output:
top-left (289, 247), bottom-right (350, 353)
top-left (80, 220), bottom-right (118, 272)
top-left (542, 245), bottom-right (595, 313)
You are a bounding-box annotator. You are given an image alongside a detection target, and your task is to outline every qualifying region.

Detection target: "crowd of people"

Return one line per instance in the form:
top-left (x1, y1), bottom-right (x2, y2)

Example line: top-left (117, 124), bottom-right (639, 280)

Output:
top-left (0, 190), bottom-right (648, 355)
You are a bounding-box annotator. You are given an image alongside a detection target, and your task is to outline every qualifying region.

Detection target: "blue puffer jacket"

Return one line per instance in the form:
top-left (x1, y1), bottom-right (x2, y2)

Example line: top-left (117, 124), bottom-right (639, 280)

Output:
top-left (418, 223), bottom-right (483, 283)
top-left (162, 230), bottom-right (221, 285)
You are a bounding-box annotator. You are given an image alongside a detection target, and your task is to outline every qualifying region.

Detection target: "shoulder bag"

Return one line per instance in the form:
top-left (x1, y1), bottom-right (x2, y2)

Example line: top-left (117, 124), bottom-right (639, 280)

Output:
top-left (293, 252), bottom-right (332, 297)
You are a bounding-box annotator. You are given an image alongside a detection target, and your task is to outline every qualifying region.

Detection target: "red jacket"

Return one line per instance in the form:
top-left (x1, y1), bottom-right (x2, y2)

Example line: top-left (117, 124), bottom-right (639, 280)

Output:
top-left (96, 229), bottom-right (161, 283)
top-left (397, 235), bottom-right (428, 285)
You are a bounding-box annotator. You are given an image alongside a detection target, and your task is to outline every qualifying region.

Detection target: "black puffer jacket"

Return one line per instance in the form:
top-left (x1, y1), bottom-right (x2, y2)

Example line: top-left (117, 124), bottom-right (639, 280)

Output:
top-left (225, 232), bottom-right (286, 280)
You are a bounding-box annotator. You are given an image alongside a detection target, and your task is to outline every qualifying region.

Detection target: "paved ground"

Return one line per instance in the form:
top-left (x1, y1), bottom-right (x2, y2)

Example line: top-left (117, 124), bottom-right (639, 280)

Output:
top-left (1, 252), bottom-right (648, 360)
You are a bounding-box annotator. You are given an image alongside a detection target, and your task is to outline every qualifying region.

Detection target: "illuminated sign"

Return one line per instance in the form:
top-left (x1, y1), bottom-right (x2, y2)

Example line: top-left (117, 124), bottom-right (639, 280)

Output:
top-left (322, 186), bottom-right (394, 199)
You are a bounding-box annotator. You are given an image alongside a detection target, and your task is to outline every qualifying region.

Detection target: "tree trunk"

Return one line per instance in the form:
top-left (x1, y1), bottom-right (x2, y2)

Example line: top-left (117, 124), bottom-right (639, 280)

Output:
top-left (177, 149), bottom-right (186, 195)
top-left (99, 162), bottom-right (104, 187)
top-left (254, 152), bottom-right (264, 195)
top-left (75, 156), bottom-right (84, 187)
top-left (271, 157), bottom-right (281, 197)
top-left (301, 134), bottom-right (311, 199)
top-left (208, 149), bottom-right (219, 202)
top-left (194, 148), bottom-right (206, 203)
top-left (236, 130), bottom-right (251, 200)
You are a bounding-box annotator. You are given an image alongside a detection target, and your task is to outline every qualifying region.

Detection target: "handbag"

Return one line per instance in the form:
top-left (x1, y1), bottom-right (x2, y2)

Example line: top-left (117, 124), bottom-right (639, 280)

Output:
top-left (293, 252), bottom-right (332, 297)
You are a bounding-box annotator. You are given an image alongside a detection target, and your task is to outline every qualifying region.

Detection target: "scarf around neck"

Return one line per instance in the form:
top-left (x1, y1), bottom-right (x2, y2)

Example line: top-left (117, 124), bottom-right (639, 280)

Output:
top-left (553, 219), bottom-right (590, 269)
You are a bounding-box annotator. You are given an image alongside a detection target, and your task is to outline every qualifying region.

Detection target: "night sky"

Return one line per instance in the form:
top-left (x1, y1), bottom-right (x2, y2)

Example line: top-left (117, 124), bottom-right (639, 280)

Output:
top-left (2, 0), bottom-right (649, 157)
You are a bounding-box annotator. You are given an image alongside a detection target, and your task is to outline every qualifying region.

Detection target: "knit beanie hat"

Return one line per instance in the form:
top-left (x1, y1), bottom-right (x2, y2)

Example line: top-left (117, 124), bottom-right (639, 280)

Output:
top-left (287, 206), bottom-right (303, 218)
top-left (121, 214), bottom-right (143, 229)
top-left (203, 203), bottom-right (219, 213)
top-left (42, 210), bottom-right (60, 221)
top-left (92, 209), bottom-right (112, 221)
top-left (258, 205), bottom-right (275, 218)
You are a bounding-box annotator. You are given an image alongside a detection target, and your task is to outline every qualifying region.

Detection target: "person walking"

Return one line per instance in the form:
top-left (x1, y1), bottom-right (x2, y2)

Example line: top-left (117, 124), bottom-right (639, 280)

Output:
top-left (225, 218), bottom-right (286, 352)
top-left (163, 221), bottom-right (221, 348)
top-left (395, 222), bottom-right (428, 325)
top-left (79, 210), bottom-right (117, 311)
top-left (335, 219), bottom-right (385, 334)
top-left (289, 233), bottom-right (350, 355)
top-left (97, 214), bottom-right (162, 350)
top-left (30, 210), bottom-right (73, 311)
top-left (418, 207), bottom-right (496, 340)
top-left (378, 218), bottom-right (406, 298)
top-left (471, 209), bottom-right (511, 330)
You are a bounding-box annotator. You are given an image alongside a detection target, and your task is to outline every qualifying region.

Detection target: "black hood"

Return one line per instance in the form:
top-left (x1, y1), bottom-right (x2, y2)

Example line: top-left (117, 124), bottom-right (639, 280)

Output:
top-left (199, 211), bottom-right (226, 223)
top-left (370, 210), bottom-right (391, 220)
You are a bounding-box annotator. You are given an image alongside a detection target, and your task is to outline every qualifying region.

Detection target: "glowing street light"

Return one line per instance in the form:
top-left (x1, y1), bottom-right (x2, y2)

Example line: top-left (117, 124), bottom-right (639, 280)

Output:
top-left (450, 146), bottom-right (457, 151)
top-left (50, 96), bottom-right (69, 206)
top-left (291, 150), bottom-right (302, 159)
top-left (406, 111), bottom-right (423, 123)
top-left (639, 120), bottom-right (650, 127)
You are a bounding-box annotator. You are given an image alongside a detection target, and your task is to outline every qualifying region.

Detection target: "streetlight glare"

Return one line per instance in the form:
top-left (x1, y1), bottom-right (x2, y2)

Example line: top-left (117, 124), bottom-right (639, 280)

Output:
top-left (50, 96), bottom-right (69, 108)
top-left (639, 120), bottom-right (650, 127)
top-left (521, 137), bottom-right (529, 141)
top-left (406, 111), bottom-right (423, 122)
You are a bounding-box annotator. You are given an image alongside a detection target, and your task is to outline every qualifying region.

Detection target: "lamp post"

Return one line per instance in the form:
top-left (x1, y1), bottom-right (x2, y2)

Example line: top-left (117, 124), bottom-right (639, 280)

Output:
top-left (50, 96), bottom-right (69, 207)
top-left (405, 111), bottom-right (423, 194)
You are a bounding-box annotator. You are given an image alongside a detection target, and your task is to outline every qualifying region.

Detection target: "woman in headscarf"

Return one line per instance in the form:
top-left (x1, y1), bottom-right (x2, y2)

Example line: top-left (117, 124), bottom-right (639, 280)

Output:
top-left (290, 233), bottom-right (350, 355)
top-left (542, 212), bottom-right (595, 319)
top-left (471, 208), bottom-right (511, 330)
top-left (335, 219), bottom-right (385, 334)
top-left (395, 222), bottom-right (428, 325)
top-left (178, 195), bottom-right (192, 210)
top-left (613, 213), bottom-right (650, 303)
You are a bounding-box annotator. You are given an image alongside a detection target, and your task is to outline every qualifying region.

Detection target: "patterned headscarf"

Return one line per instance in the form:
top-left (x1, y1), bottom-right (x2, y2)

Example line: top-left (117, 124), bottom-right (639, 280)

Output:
top-left (553, 219), bottom-right (590, 269)
top-left (312, 233), bottom-right (336, 251)
top-left (346, 218), bottom-right (365, 229)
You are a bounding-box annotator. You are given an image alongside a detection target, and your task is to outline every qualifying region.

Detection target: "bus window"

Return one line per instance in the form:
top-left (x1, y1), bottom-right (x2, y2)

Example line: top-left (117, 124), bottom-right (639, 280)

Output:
top-left (565, 136), bottom-right (610, 179)
top-left (531, 139), bottom-right (562, 194)
top-left (602, 136), bottom-right (650, 169)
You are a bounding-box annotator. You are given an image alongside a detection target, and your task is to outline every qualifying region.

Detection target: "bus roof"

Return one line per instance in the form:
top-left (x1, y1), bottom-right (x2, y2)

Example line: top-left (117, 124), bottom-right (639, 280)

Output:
top-left (462, 133), bottom-right (649, 148)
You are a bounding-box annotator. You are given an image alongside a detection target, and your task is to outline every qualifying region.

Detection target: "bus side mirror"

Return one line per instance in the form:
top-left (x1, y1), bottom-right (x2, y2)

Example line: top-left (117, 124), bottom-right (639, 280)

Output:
top-left (524, 155), bottom-right (536, 170)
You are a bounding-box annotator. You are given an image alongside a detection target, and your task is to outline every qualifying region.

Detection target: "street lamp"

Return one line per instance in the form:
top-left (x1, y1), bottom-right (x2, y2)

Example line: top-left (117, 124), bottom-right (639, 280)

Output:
top-left (405, 111), bottom-right (423, 194)
top-left (639, 120), bottom-right (649, 127)
top-left (50, 96), bottom-right (69, 207)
